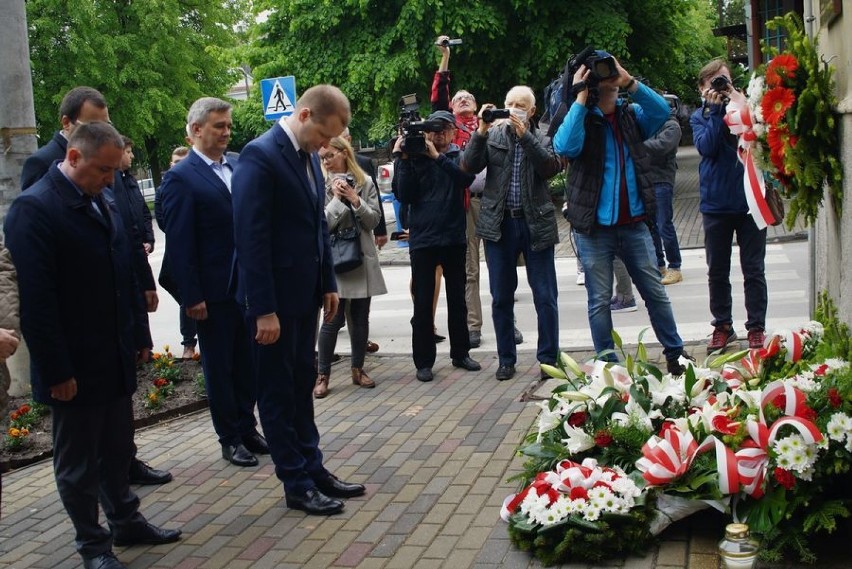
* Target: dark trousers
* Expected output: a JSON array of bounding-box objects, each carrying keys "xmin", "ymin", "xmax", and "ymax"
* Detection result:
[
  {"xmin": 317, "ymin": 297, "xmax": 371, "ymax": 373},
  {"xmin": 179, "ymin": 307, "xmax": 197, "ymax": 347},
  {"xmin": 52, "ymin": 396, "xmax": 146, "ymax": 558},
  {"xmin": 484, "ymin": 217, "xmax": 559, "ymax": 367},
  {"xmin": 195, "ymin": 299, "xmax": 257, "ymax": 446},
  {"xmin": 409, "ymin": 245, "xmax": 469, "ymax": 369},
  {"xmin": 249, "ymin": 311, "xmax": 326, "ymax": 496},
  {"xmin": 702, "ymin": 212, "xmax": 767, "ymax": 331}
]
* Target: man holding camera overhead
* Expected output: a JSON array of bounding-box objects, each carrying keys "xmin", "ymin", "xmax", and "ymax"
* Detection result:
[
  {"xmin": 553, "ymin": 50, "xmax": 691, "ymax": 376},
  {"xmin": 462, "ymin": 87, "xmax": 562, "ymax": 381},
  {"xmin": 393, "ymin": 110, "xmax": 481, "ymax": 383}
]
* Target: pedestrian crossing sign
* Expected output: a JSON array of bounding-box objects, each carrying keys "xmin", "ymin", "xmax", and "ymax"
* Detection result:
[{"xmin": 260, "ymin": 76, "xmax": 297, "ymax": 120}]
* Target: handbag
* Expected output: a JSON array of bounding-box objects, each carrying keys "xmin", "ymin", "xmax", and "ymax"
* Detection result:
[
  {"xmin": 765, "ymin": 186, "xmax": 785, "ymax": 227},
  {"xmin": 330, "ymin": 203, "xmax": 362, "ymax": 274}
]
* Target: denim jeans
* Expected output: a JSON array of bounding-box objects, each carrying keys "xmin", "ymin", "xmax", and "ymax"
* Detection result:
[
  {"xmin": 317, "ymin": 297, "xmax": 371, "ymax": 374},
  {"xmin": 652, "ymin": 182, "xmax": 682, "ymax": 269},
  {"xmin": 574, "ymin": 223, "xmax": 684, "ymax": 362},
  {"xmin": 702, "ymin": 212, "xmax": 767, "ymax": 331},
  {"xmin": 484, "ymin": 217, "xmax": 559, "ymax": 366}
]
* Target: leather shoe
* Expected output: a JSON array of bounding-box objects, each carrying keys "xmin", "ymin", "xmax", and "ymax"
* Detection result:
[
  {"xmin": 242, "ymin": 432, "xmax": 270, "ymax": 455},
  {"xmin": 286, "ymin": 488, "xmax": 344, "ymax": 515},
  {"xmin": 468, "ymin": 330, "xmax": 481, "ymax": 348},
  {"xmin": 452, "ymin": 356, "xmax": 481, "ymax": 371},
  {"xmin": 496, "ymin": 364, "xmax": 516, "ymax": 381},
  {"xmin": 221, "ymin": 443, "xmax": 258, "ymax": 467},
  {"xmin": 315, "ymin": 474, "xmax": 366, "ymax": 498},
  {"xmin": 416, "ymin": 368, "xmax": 433, "ymax": 382},
  {"xmin": 113, "ymin": 522, "xmax": 181, "ymax": 547},
  {"xmin": 128, "ymin": 459, "xmax": 172, "ymax": 485},
  {"xmin": 83, "ymin": 551, "xmax": 126, "ymax": 569}
]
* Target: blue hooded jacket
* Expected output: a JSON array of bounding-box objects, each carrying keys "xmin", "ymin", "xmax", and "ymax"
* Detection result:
[{"xmin": 689, "ymin": 103, "xmax": 748, "ymax": 214}]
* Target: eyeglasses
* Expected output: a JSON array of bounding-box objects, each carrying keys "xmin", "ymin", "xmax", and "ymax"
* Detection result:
[{"xmin": 321, "ymin": 152, "xmax": 341, "ymax": 162}]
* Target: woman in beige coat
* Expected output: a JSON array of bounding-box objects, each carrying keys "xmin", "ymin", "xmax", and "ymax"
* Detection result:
[
  {"xmin": 0, "ymin": 241, "xmax": 20, "ymax": 415},
  {"xmin": 314, "ymin": 137, "xmax": 387, "ymax": 398}
]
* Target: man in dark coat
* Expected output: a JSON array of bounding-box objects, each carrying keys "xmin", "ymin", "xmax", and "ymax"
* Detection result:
[
  {"xmin": 18, "ymin": 85, "xmax": 170, "ymax": 486},
  {"xmin": 5, "ymin": 122, "xmax": 181, "ymax": 569}
]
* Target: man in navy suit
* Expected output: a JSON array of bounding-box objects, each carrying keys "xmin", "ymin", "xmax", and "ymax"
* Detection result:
[
  {"xmin": 232, "ymin": 84, "xmax": 365, "ymax": 516},
  {"xmin": 19, "ymin": 85, "xmax": 170, "ymax": 486},
  {"xmin": 160, "ymin": 97, "xmax": 266, "ymax": 468},
  {"xmin": 5, "ymin": 122, "xmax": 180, "ymax": 569}
]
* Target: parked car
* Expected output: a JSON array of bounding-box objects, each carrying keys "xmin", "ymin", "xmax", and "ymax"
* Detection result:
[{"xmin": 663, "ymin": 93, "xmax": 694, "ymax": 146}]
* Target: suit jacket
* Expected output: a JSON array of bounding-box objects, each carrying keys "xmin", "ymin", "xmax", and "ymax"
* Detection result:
[
  {"xmin": 160, "ymin": 150, "xmax": 238, "ymax": 308},
  {"xmin": 20, "ymin": 131, "xmax": 66, "ymax": 191},
  {"xmin": 4, "ymin": 165, "xmax": 150, "ymax": 406},
  {"xmin": 232, "ymin": 123, "xmax": 336, "ymax": 319}
]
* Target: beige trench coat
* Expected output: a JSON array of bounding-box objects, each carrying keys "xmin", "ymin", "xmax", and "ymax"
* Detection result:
[
  {"xmin": 324, "ymin": 175, "xmax": 388, "ymax": 299},
  {"xmin": 0, "ymin": 241, "xmax": 20, "ymax": 414}
]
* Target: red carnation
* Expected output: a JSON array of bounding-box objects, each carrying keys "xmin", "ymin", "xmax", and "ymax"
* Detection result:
[
  {"xmin": 594, "ymin": 431, "xmax": 613, "ymax": 447},
  {"xmin": 798, "ymin": 405, "xmax": 817, "ymax": 422},
  {"xmin": 828, "ymin": 388, "xmax": 842, "ymax": 408},
  {"xmin": 765, "ymin": 54, "xmax": 798, "ymax": 88},
  {"xmin": 154, "ymin": 378, "xmax": 169, "ymax": 388},
  {"xmin": 567, "ymin": 411, "xmax": 588, "ymax": 427},
  {"xmin": 772, "ymin": 393, "xmax": 787, "ymax": 410},
  {"xmin": 761, "ymin": 87, "xmax": 796, "ymax": 126},
  {"xmin": 569, "ymin": 486, "xmax": 589, "ymax": 500},
  {"xmin": 774, "ymin": 467, "xmax": 796, "ymax": 490}
]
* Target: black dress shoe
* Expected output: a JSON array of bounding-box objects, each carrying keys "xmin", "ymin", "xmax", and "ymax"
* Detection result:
[
  {"xmin": 128, "ymin": 459, "xmax": 173, "ymax": 485},
  {"xmin": 496, "ymin": 364, "xmax": 516, "ymax": 381},
  {"xmin": 468, "ymin": 330, "xmax": 481, "ymax": 348},
  {"xmin": 242, "ymin": 432, "xmax": 270, "ymax": 455},
  {"xmin": 113, "ymin": 522, "xmax": 182, "ymax": 547},
  {"xmin": 315, "ymin": 474, "xmax": 366, "ymax": 498},
  {"xmin": 433, "ymin": 333, "xmax": 446, "ymax": 343},
  {"xmin": 83, "ymin": 551, "xmax": 126, "ymax": 569},
  {"xmin": 416, "ymin": 368, "xmax": 433, "ymax": 382},
  {"xmin": 286, "ymin": 488, "xmax": 344, "ymax": 515},
  {"xmin": 221, "ymin": 443, "xmax": 258, "ymax": 467},
  {"xmin": 452, "ymin": 356, "xmax": 482, "ymax": 371}
]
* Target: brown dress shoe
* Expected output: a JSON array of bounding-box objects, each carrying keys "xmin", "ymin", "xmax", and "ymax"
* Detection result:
[
  {"xmin": 351, "ymin": 367, "xmax": 375, "ymax": 388},
  {"xmin": 365, "ymin": 340, "xmax": 379, "ymax": 353},
  {"xmin": 313, "ymin": 373, "xmax": 330, "ymax": 398}
]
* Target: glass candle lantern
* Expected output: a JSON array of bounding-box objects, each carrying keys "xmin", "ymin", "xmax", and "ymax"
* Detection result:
[{"xmin": 718, "ymin": 523, "xmax": 760, "ymax": 569}]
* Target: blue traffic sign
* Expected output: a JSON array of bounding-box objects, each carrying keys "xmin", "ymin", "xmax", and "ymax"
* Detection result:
[{"xmin": 260, "ymin": 76, "xmax": 297, "ymax": 121}]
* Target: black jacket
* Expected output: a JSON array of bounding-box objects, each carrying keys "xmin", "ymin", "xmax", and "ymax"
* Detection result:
[
  {"xmin": 20, "ymin": 131, "xmax": 66, "ymax": 191},
  {"xmin": 394, "ymin": 145, "xmax": 474, "ymax": 251}
]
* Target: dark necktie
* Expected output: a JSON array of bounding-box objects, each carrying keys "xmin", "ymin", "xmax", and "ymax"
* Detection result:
[{"xmin": 298, "ymin": 149, "xmax": 309, "ymax": 167}]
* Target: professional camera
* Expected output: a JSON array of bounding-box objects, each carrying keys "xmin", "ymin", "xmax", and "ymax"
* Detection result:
[
  {"xmin": 397, "ymin": 94, "xmax": 446, "ymax": 155},
  {"xmin": 564, "ymin": 46, "xmax": 620, "ymax": 109},
  {"xmin": 482, "ymin": 108, "xmax": 511, "ymax": 123},
  {"xmin": 711, "ymin": 75, "xmax": 730, "ymax": 92},
  {"xmin": 435, "ymin": 38, "xmax": 463, "ymax": 47}
]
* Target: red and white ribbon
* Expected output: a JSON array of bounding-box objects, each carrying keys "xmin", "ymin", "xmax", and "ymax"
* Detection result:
[
  {"xmin": 636, "ymin": 427, "xmax": 698, "ymax": 486},
  {"xmin": 725, "ymin": 102, "xmax": 778, "ymax": 229}
]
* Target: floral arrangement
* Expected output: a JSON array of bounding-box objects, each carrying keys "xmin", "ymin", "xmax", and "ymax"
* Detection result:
[
  {"xmin": 739, "ymin": 13, "xmax": 842, "ymax": 227},
  {"xmin": 146, "ymin": 345, "xmax": 180, "ymax": 409},
  {"xmin": 504, "ymin": 298, "xmax": 852, "ymax": 565},
  {"xmin": 4, "ymin": 401, "xmax": 48, "ymax": 451}
]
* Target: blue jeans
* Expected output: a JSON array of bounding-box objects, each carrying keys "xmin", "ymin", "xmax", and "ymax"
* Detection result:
[
  {"xmin": 484, "ymin": 217, "xmax": 559, "ymax": 366},
  {"xmin": 652, "ymin": 182, "xmax": 682, "ymax": 269},
  {"xmin": 574, "ymin": 223, "xmax": 684, "ymax": 362},
  {"xmin": 702, "ymin": 212, "xmax": 767, "ymax": 331}
]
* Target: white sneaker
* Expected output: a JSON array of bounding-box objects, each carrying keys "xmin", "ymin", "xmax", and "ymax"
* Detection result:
[{"xmin": 576, "ymin": 272, "xmax": 585, "ymax": 286}]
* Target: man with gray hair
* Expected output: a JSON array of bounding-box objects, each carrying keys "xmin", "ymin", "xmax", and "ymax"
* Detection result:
[
  {"xmin": 462, "ymin": 86, "xmax": 562, "ymax": 381},
  {"xmin": 160, "ymin": 97, "xmax": 267, "ymax": 468},
  {"xmin": 6, "ymin": 122, "xmax": 181, "ymax": 569}
]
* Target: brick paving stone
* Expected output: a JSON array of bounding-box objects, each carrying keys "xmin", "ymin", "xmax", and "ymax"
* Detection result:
[
  {"xmin": 385, "ymin": 545, "xmax": 426, "ymax": 568},
  {"xmin": 656, "ymin": 540, "xmax": 688, "ymax": 566},
  {"xmin": 371, "ymin": 533, "xmax": 407, "ymax": 558},
  {"xmin": 337, "ymin": 542, "xmax": 376, "ymax": 567}
]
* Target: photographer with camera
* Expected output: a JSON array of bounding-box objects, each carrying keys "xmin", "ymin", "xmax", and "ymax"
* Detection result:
[
  {"xmin": 553, "ymin": 50, "xmax": 691, "ymax": 376},
  {"xmin": 462, "ymin": 86, "xmax": 562, "ymax": 381},
  {"xmin": 393, "ymin": 110, "xmax": 481, "ymax": 382},
  {"xmin": 314, "ymin": 137, "xmax": 387, "ymax": 399},
  {"xmin": 690, "ymin": 59, "xmax": 767, "ymax": 353}
]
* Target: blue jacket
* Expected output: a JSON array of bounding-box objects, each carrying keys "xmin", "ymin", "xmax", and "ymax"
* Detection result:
[
  {"xmin": 553, "ymin": 83, "xmax": 670, "ymax": 227},
  {"xmin": 689, "ymin": 103, "xmax": 747, "ymax": 214}
]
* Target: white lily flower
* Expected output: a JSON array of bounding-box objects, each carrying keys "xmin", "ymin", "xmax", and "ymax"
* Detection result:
[
  {"xmin": 562, "ymin": 425, "xmax": 595, "ymax": 454},
  {"xmin": 646, "ymin": 373, "xmax": 686, "ymax": 407}
]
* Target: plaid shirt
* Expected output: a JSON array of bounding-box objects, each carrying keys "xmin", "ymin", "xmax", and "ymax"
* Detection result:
[{"xmin": 505, "ymin": 140, "xmax": 524, "ymax": 210}]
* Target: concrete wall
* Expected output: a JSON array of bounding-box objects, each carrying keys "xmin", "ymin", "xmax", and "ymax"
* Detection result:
[{"xmin": 814, "ymin": 4, "xmax": 851, "ymax": 325}]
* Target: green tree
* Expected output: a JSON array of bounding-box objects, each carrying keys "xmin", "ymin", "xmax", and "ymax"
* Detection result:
[
  {"xmin": 240, "ymin": 0, "xmax": 724, "ymax": 145},
  {"xmin": 27, "ymin": 0, "xmax": 246, "ymax": 183}
]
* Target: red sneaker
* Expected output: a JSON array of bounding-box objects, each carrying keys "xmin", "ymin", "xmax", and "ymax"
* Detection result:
[
  {"xmin": 707, "ymin": 326, "xmax": 738, "ymax": 354},
  {"xmin": 748, "ymin": 329, "xmax": 765, "ymax": 349}
]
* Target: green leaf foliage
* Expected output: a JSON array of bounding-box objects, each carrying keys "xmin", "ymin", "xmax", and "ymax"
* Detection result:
[
  {"xmin": 27, "ymin": 0, "xmax": 246, "ymax": 182},
  {"xmin": 244, "ymin": 0, "xmax": 723, "ymax": 143}
]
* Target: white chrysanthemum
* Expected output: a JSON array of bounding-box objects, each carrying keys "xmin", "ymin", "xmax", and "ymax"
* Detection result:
[
  {"xmin": 747, "ymin": 74, "xmax": 765, "ymax": 104},
  {"xmin": 568, "ymin": 498, "xmax": 586, "ymax": 514},
  {"xmin": 796, "ymin": 465, "xmax": 815, "ymax": 481},
  {"xmin": 776, "ymin": 454, "xmax": 793, "ymax": 469},
  {"xmin": 582, "ymin": 505, "xmax": 602, "ymax": 521},
  {"xmin": 789, "ymin": 373, "xmax": 817, "ymax": 392},
  {"xmin": 845, "ymin": 437, "xmax": 852, "ymax": 452},
  {"xmin": 823, "ymin": 358, "xmax": 848, "ymax": 370},
  {"xmin": 826, "ymin": 413, "xmax": 852, "ymax": 442},
  {"xmin": 587, "ymin": 486, "xmax": 611, "ymax": 503},
  {"xmin": 611, "ymin": 477, "xmax": 641, "ymax": 500}
]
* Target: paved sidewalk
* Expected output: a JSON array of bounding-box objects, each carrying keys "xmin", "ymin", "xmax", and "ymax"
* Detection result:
[{"xmin": 3, "ymin": 345, "xmax": 848, "ymax": 569}]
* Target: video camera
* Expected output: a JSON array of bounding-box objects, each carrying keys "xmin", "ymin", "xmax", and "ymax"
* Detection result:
[
  {"xmin": 397, "ymin": 94, "xmax": 446, "ymax": 155},
  {"xmin": 564, "ymin": 46, "xmax": 619, "ymax": 108}
]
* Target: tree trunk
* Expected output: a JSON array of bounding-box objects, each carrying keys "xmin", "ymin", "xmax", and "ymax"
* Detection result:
[{"xmin": 0, "ymin": 0, "xmax": 37, "ymax": 397}]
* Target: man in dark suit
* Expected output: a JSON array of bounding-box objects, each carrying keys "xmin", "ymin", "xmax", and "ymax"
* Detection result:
[
  {"xmin": 18, "ymin": 85, "xmax": 170, "ymax": 486},
  {"xmin": 160, "ymin": 97, "xmax": 266, "ymax": 468},
  {"xmin": 5, "ymin": 122, "xmax": 181, "ymax": 569},
  {"xmin": 232, "ymin": 84, "xmax": 365, "ymax": 516}
]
